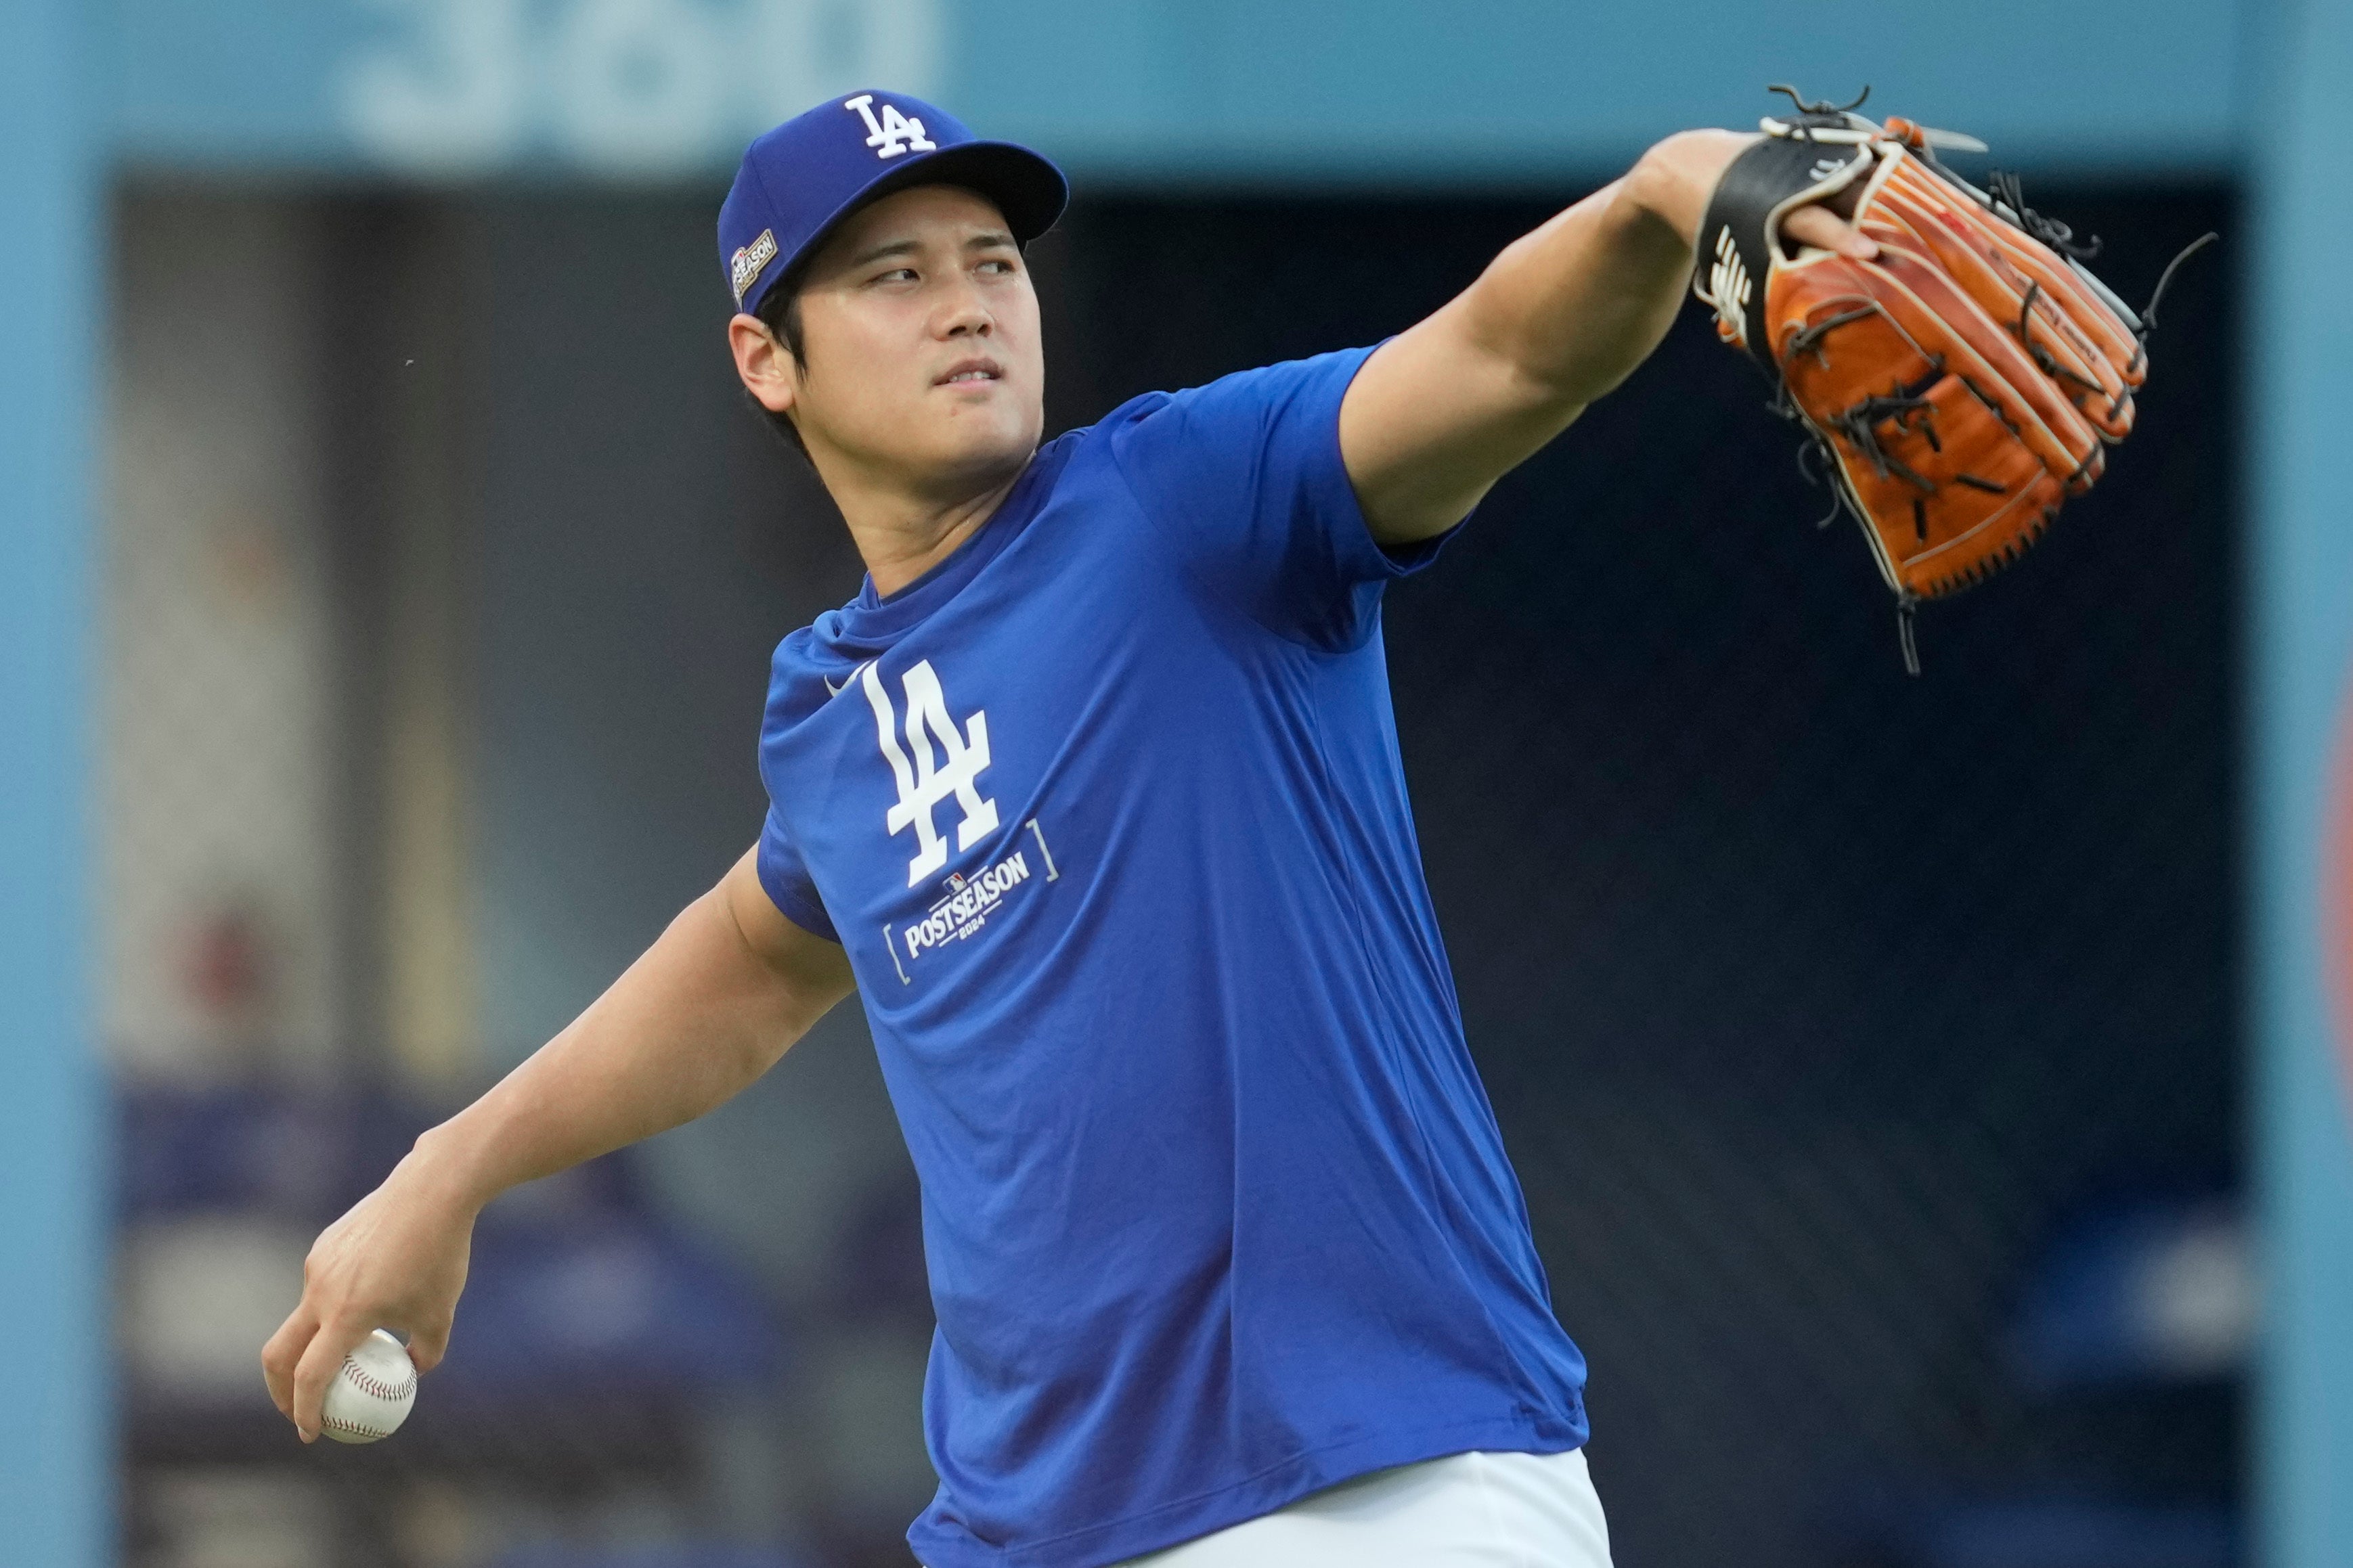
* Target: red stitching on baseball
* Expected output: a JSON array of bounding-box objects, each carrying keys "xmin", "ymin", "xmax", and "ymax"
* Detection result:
[{"xmin": 339, "ymin": 1353, "xmax": 416, "ymax": 1404}]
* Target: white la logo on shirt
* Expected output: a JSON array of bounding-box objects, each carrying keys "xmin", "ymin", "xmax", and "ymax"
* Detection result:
[
  {"xmin": 861, "ymin": 659, "xmax": 998, "ymax": 884},
  {"xmin": 843, "ymin": 94, "xmax": 936, "ymax": 160}
]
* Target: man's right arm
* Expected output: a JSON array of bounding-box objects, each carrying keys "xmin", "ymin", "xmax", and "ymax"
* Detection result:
[{"xmin": 261, "ymin": 846, "xmax": 854, "ymax": 1441}]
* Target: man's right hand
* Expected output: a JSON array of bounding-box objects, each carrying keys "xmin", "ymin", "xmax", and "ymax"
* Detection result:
[
  {"xmin": 261, "ymin": 1146, "xmax": 477, "ymax": 1442},
  {"xmin": 257, "ymin": 846, "xmax": 857, "ymax": 1443}
]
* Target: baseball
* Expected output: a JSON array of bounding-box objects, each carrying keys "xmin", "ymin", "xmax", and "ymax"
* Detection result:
[{"xmin": 319, "ymin": 1328, "xmax": 416, "ymax": 1445}]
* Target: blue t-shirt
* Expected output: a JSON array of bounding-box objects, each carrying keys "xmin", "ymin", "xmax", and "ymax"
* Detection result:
[{"xmin": 755, "ymin": 346, "xmax": 1587, "ymax": 1568}]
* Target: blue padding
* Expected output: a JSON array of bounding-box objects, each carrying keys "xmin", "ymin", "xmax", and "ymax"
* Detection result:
[
  {"xmin": 118, "ymin": 1087, "xmax": 368, "ymax": 1219},
  {"xmin": 493, "ymin": 1547, "xmax": 819, "ymax": 1568},
  {"xmin": 431, "ymin": 1216, "xmax": 786, "ymax": 1395},
  {"xmin": 2010, "ymin": 1196, "xmax": 2249, "ymax": 1389},
  {"xmin": 1916, "ymin": 1500, "xmax": 2237, "ymax": 1568}
]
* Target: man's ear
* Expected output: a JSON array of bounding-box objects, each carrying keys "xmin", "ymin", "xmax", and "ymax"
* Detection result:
[{"xmin": 728, "ymin": 312, "xmax": 799, "ymax": 416}]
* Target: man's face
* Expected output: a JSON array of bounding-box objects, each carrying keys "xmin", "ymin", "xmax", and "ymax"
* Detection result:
[{"xmin": 749, "ymin": 184, "xmax": 1044, "ymax": 491}]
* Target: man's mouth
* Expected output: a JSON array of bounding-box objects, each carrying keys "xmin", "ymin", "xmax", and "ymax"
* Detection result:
[{"xmin": 936, "ymin": 358, "xmax": 1004, "ymax": 386}]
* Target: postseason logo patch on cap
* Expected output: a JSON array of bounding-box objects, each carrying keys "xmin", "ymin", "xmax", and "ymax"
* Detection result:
[{"xmin": 730, "ymin": 229, "xmax": 779, "ymax": 305}]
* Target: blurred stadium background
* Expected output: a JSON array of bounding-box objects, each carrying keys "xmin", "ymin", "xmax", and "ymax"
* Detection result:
[{"xmin": 3, "ymin": 3, "xmax": 2350, "ymax": 1567}]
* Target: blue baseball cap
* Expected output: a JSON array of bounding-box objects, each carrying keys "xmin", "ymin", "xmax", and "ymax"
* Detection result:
[{"xmin": 718, "ymin": 89, "xmax": 1068, "ymax": 319}]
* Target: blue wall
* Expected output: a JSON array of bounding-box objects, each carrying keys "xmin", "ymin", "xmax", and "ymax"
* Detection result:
[
  {"xmin": 0, "ymin": 1, "xmax": 109, "ymax": 1564},
  {"xmin": 20, "ymin": 1, "xmax": 2353, "ymax": 1563},
  {"xmin": 2253, "ymin": 0, "xmax": 2353, "ymax": 1559},
  {"xmin": 112, "ymin": 0, "xmax": 2243, "ymax": 180}
]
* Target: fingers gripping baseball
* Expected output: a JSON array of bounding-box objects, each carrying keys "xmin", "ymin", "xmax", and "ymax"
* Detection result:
[
  {"xmin": 260, "ymin": 1159, "xmax": 476, "ymax": 1441},
  {"xmin": 259, "ymin": 1301, "xmax": 315, "ymax": 1423},
  {"xmin": 288, "ymin": 1316, "xmax": 369, "ymax": 1444}
]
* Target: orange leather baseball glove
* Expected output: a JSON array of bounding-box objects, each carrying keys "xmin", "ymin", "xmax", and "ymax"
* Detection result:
[{"xmin": 1694, "ymin": 88, "xmax": 2212, "ymax": 672}]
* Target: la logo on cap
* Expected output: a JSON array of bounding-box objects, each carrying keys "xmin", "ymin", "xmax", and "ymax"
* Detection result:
[{"xmin": 845, "ymin": 94, "xmax": 936, "ymax": 159}]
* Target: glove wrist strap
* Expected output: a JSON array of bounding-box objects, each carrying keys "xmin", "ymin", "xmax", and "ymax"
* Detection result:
[{"xmin": 1693, "ymin": 135, "xmax": 1873, "ymax": 372}]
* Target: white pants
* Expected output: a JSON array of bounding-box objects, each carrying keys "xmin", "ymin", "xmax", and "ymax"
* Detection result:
[{"xmin": 1114, "ymin": 1448, "xmax": 1613, "ymax": 1567}]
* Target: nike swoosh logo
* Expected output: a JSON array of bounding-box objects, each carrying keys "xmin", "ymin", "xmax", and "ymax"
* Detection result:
[{"xmin": 824, "ymin": 660, "xmax": 874, "ymax": 698}]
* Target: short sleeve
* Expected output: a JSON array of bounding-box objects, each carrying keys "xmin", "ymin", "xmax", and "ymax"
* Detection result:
[
  {"xmin": 756, "ymin": 802, "xmax": 839, "ymax": 942},
  {"xmin": 1107, "ymin": 345, "xmax": 1457, "ymax": 650}
]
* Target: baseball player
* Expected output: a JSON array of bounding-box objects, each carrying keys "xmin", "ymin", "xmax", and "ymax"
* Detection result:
[{"xmin": 265, "ymin": 89, "xmax": 1872, "ymax": 1567}]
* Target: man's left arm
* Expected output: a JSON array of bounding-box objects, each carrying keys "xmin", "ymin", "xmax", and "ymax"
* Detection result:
[{"xmin": 1339, "ymin": 130, "xmax": 1876, "ymax": 545}]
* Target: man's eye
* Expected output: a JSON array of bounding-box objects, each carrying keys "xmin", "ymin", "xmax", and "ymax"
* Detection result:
[
  {"xmin": 875, "ymin": 268, "xmax": 918, "ymax": 284},
  {"xmin": 979, "ymin": 259, "xmax": 1016, "ymax": 275}
]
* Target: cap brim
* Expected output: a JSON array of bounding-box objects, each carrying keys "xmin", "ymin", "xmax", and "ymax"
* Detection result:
[{"xmin": 749, "ymin": 141, "xmax": 1069, "ymax": 316}]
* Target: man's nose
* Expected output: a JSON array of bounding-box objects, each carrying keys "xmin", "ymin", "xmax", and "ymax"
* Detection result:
[{"xmin": 937, "ymin": 279, "xmax": 994, "ymax": 338}]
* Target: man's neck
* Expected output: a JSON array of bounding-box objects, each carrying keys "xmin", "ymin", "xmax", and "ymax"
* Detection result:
[{"xmin": 820, "ymin": 451, "xmax": 1034, "ymax": 600}]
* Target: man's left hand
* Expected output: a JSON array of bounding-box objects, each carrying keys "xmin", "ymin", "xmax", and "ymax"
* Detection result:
[{"xmin": 1630, "ymin": 129, "xmax": 1879, "ymax": 262}]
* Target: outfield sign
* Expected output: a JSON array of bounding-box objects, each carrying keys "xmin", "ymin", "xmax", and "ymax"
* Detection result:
[
  {"xmin": 344, "ymin": 0, "xmax": 940, "ymax": 176},
  {"xmin": 111, "ymin": 0, "xmax": 2240, "ymax": 179}
]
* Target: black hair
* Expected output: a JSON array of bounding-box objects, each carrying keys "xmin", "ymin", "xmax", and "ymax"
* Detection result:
[{"xmin": 748, "ymin": 279, "xmax": 812, "ymax": 463}]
